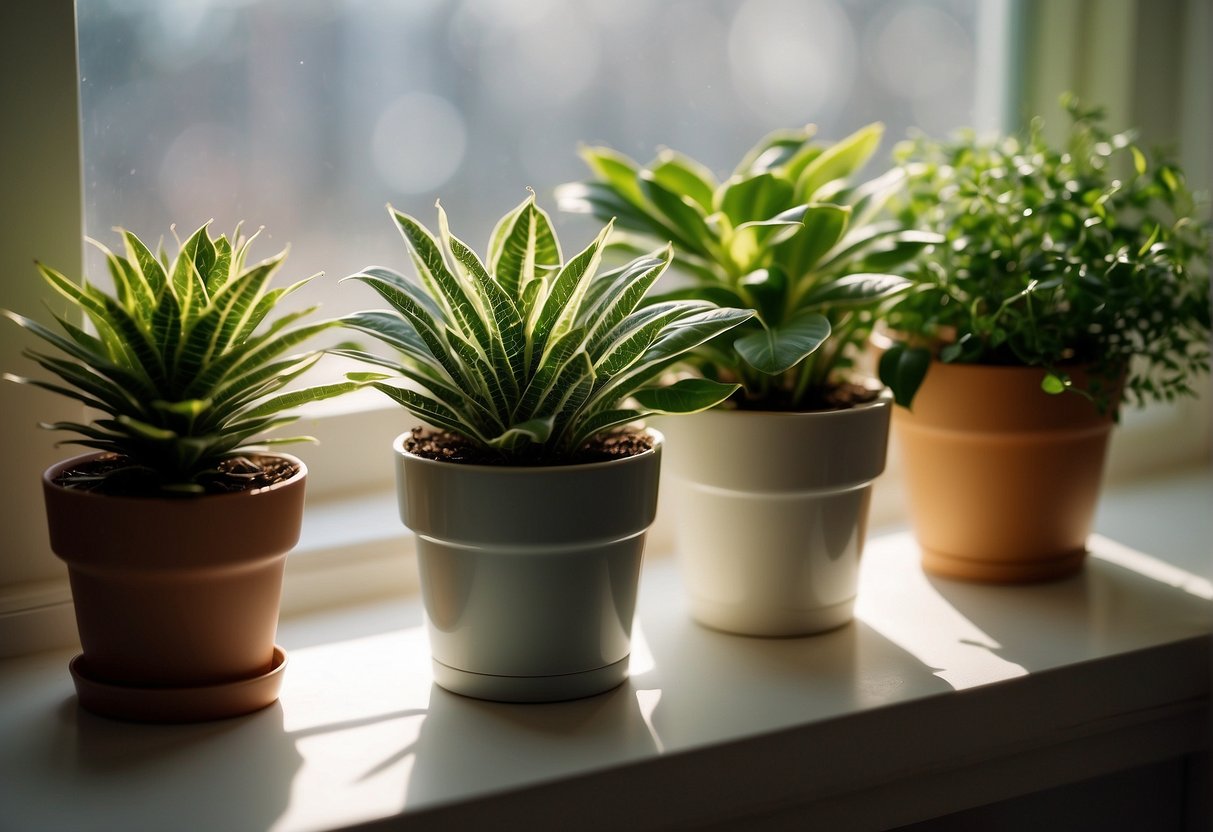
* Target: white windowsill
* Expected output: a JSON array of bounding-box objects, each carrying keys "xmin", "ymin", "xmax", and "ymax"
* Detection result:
[{"xmin": 0, "ymin": 465, "xmax": 1209, "ymax": 831}]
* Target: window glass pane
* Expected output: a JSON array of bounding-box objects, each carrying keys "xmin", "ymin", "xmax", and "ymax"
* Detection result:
[{"xmin": 78, "ymin": 0, "xmax": 988, "ymax": 316}]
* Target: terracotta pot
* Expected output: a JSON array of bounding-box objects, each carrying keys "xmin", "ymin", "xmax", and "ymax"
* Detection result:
[
  {"xmin": 395, "ymin": 429, "xmax": 661, "ymax": 703},
  {"xmin": 893, "ymin": 362, "xmax": 1116, "ymax": 583},
  {"xmin": 43, "ymin": 452, "xmax": 305, "ymax": 720},
  {"xmin": 658, "ymin": 391, "xmax": 892, "ymax": 636}
]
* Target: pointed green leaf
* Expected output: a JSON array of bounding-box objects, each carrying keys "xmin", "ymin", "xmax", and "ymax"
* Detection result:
[
  {"xmin": 648, "ymin": 150, "xmax": 718, "ymax": 211},
  {"xmin": 878, "ymin": 343, "xmax": 931, "ymax": 409},
  {"xmin": 491, "ymin": 194, "xmax": 562, "ymax": 300},
  {"xmin": 632, "ymin": 377, "xmax": 739, "ymax": 414},
  {"xmin": 795, "ymin": 123, "xmax": 884, "ymax": 202},
  {"xmin": 639, "ymin": 172, "xmax": 716, "ymax": 258},
  {"xmin": 734, "ymin": 126, "xmax": 815, "ymax": 176},
  {"xmin": 242, "ymin": 381, "xmax": 368, "ymax": 419},
  {"xmin": 774, "ymin": 203, "xmax": 851, "ymax": 276},
  {"xmin": 370, "ymin": 383, "xmax": 490, "ymax": 444},
  {"xmin": 795, "ymin": 273, "xmax": 912, "ymax": 311},
  {"xmin": 577, "ymin": 146, "xmax": 648, "ymax": 207},
  {"xmin": 121, "ymin": 229, "xmax": 169, "ymax": 295},
  {"xmin": 486, "ymin": 415, "xmax": 555, "ymax": 451},
  {"xmin": 393, "ymin": 205, "xmax": 491, "ymax": 353},
  {"xmin": 716, "ymin": 172, "xmax": 794, "ymax": 226},
  {"xmin": 734, "ymin": 312, "xmax": 831, "ymax": 375},
  {"xmin": 529, "ymin": 222, "xmax": 610, "ymax": 371}
]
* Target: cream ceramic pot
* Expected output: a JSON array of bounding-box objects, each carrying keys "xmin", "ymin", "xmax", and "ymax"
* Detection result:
[
  {"xmin": 394, "ymin": 429, "xmax": 662, "ymax": 703},
  {"xmin": 659, "ymin": 394, "xmax": 891, "ymax": 636}
]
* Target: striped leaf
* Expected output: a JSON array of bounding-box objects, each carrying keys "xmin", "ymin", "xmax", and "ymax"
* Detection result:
[{"xmin": 344, "ymin": 199, "xmax": 754, "ymax": 461}]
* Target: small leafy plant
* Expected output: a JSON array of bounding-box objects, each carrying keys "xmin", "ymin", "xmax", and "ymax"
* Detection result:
[
  {"xmin": 3, "ymin": 223, "xmax": 357, "ymax": 494},
  {"xmin": 558, "ymin": 124, "xmax": 938, "ymax": 410},
  {"xmin": 879, "ymin": 95, "xmax": 1212, "ymax": 411},
  {"xmin": 338, "ymin": 194, "xmax": 753, "ymax": 463}
]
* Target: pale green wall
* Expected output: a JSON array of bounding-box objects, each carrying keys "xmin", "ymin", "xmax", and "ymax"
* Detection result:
[{"xmin": 0, "ymin": 1, "xmax": 83, "ymax": 587}]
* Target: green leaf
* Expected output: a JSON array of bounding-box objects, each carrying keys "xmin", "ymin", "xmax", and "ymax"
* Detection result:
[
  {"xmin": 639, "ymin": 172, "xmax": 716, "ymax": 258},
  {"xmin": 4, "ymin": 372, "xmax": 113, "ymax": 413},
  {"xmin": 392, "ymin": 205, "xmax": 491, "ymax": 353},
  {"xmin": 1041, "ymin": 373, "xmax": 1068, "ymax": 395},
  {"xmin": 529, "ymin": 223, "xmax": 610, "ymax": 372},
  {"xmin": 577, "ymin": 146, "xmax": 648, "ymax": 208},
  {"xmin": 716, "ymin": 172, "xmax": 794, "ymax": 226},
  {"xmin": 491, "ymin": 193, "xmax": 562, "ymax": 300},
  {"xmin": 582, "ymin": 250, "xmax": 674, "ymax": 357},
  {"xmin": 877, "ymin": 343, "xmax": 931, "ymax": 409},
  {"xmin": 566, "ymin": 408, "xmax": 645, "ymax": 449},
  {"xmin": 592, "ymin": 301, "xmax": 706, "ymax": 378},
  {"xmin": 343, "ymin": 269, "xmax": 474, "ymax": 391},
  {"xmin": 370, "ymin": 382, "xmax": 490, "ymax": 444},
  {"xmin": 648, "ymin": 150, "xmax": 718, "ymax": 211},
  {"xmin": 819, "ymin": 225, "xmax": 940, "ymax": 273},
  {"xmin": 517, "ymin": 326, "xmax": 587, "ymax": 418},
  {"xmin": 242, "ymin": 381, "xmax": 367, "ymax": 419},
  {"xmin": 556, "ymin": 181, "xmax": 695, "ymax": 252},
  {"xmin": 739, "ymin": 267, "xmax": 788, "ymax": 323},
  {"xmin": 632, "ymin": 377, "xmax": 739, "ymax": 413},
  {"xmin": 169, "ymin": 223, "xmax": 216, "ymax": 323},
  {"xmin": 340, "ymin": 311, "xmax": 436, "ymax": 369},
  {"xmin": 795, "ymin": 273, "xmax": 912, "ymax": 311},
  {"xmin": 486, "ymin": 415, "xmax": 555, "ymax": 451},
  {"xmin": 734, "ymin": 126, "xmax": 815, "ymax": 176},
  {"xmin": 92, "ymin": 238, "xmax": 155, "ymax": 323},
  {"xmin": 795, "ymin": 123, "xmax": 884, "ymax": 202},
  {"xmin": 773, "ymin": 203, "xmax": 850, "ymax": 276},
  {"xmin": 590, "ymin": 307, "xmax": 756, "ymax": 407},
  {"xmin": 734, "ymin": 312, "xmax": 830, "ymax": 375},
  {"xmin": 121, "ymin": 229, "xmax": 169, "ymax": 295},
  {"xmin": 443, "ymin": 220, "xmax": 525, "ymax": 388}
]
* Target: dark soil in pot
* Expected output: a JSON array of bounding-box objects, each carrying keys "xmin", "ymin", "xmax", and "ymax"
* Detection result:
[{"xmin": 403, "ymin": 427, "xmax": 654, "ymax": 466}]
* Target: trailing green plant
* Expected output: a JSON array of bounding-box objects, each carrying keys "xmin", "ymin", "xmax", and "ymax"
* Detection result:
[
  {"xmin": 878, "ymin": 94, "xmax": 1212, "ymax": 412},
  {"xmin": 3, "ymin": 223, "xmax": 358, "ymax": 494},
  {"xmin": 338, "ymin": 194, "xmax": 754, "ymax": 463},
  {"xmin": 557, "ymin": 123, "xmax": 938, "ymax": 410}
]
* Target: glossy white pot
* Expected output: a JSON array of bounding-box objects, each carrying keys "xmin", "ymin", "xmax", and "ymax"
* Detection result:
[
  {"xmin": 659, "ymin": 393, "xmax": 891, "ymax": 636},
  {"xmin": 394, "ymin": 429, "xmax": 662, "ymax": 702}
]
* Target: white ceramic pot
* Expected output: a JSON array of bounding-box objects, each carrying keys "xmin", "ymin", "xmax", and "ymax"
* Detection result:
[
  {"xmin": 659, "ymin": 393, "xmax": 891, "ymax": 636},
  {"xmin": 394, "ymin": 429, "xmax": 662, "ymax": 703}
]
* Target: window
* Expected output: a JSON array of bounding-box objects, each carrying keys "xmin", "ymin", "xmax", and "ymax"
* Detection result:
[
  {"xmin": 74, "ymin": 0, "xmax": 1002, "ymax": 503},
  {"xmin": 2, "ymin": 0, "xmax": 1208, "ymax": 645}
]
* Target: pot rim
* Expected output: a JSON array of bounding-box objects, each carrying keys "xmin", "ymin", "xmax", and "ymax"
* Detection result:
[
  {"xmin": 42, "ymin": 450, "xmax": 308, "ymax": 505},
  {"xmin": 694, "ymin": 387, "xmax": 893, "ymax": 421},
  {"xmin": 393, "ymin": 426, "xmax": 663, "ymax": 474}
]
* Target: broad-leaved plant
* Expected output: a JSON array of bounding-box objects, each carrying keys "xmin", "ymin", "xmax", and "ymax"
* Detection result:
[{"xmin": 558, "ymin": 124, "xmax": 938, "ymax": 409}]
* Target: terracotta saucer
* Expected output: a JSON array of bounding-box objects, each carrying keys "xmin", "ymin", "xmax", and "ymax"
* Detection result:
[{"xmin": 69, "ymin": 646, "xmax": 288, "ymax": 723}]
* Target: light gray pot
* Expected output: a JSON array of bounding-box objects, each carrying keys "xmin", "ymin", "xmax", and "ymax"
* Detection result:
[
  {"xmin": 659, "ymin": 392, "xmax": 891, "ymax": 636},
  {"xmin": 394, "ymin": 429, "xmax": 662, "ymax": 702}
]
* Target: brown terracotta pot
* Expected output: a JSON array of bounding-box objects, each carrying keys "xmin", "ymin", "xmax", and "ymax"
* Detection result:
[
  {"xmin": 893, "ymin": 362, "xmax": 1116, "ymax": 583},
  {"xmin": 42, "ymin": 452, "xmax": 305, "ymax": 716}
]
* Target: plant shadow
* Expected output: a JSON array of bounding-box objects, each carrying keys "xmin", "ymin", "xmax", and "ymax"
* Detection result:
[
  {"xmin": 922, "ymin": 548, "xmax": 1213, "ymax": 673},
  {"xmin": 400, "ymin": 680, "xmax": 659, "ymax": 810}
]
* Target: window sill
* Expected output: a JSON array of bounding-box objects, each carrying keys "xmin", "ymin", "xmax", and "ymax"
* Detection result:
[{"xmin": 0, "ymin": 469, "xmax": 1209, "ymax": 830}]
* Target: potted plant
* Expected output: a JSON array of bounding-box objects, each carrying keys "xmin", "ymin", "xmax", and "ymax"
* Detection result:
[
  {"xmin": 878, "ymin": 96, "xmax": 1211, "ymax": 583},
  {"xmin": 3, "ymin": 222, "xmax": 357, "ymax": 721},
  {"xmin": 338, "ymin": 193, "xmax": 752, "ymax": 702},
  {"xmin": 558, "ymin": 125, "xmax": 938, "ymax": 636}
]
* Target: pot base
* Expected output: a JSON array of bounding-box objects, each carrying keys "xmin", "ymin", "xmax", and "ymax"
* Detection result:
[
  {"xmin": 921, "ymin": 547, "xmax": 1087, "ymax": 584},
  {"xmin": 431, "ymin": 656, "xmax": 629, "ymax": 703},
  {"xmin": 689, "ymin": 597, "xmax": 855, "ymax": 638},
  {"xmin": 69, "ymin": 646, "xmax": 287, "ymax": 723}
]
